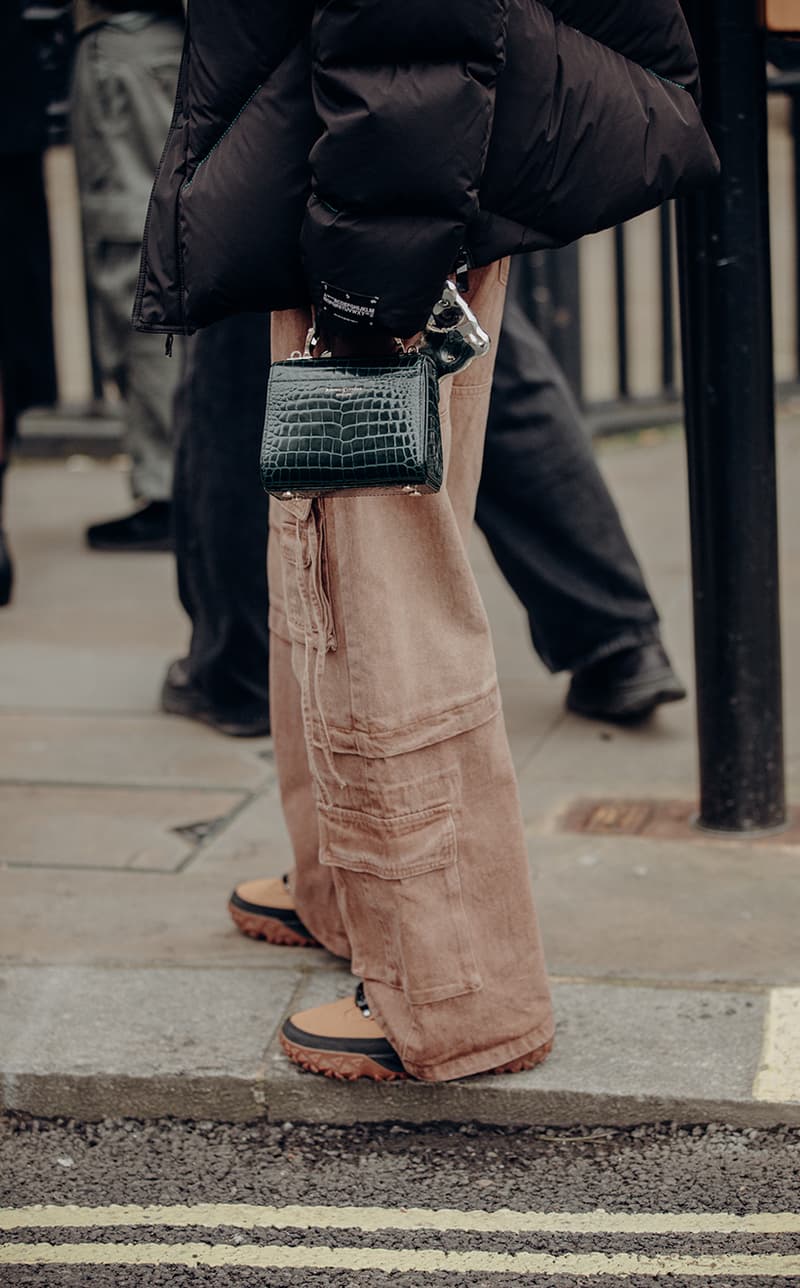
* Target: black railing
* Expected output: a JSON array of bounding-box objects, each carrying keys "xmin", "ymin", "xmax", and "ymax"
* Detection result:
[{"xmin": 531, "ymin": 66, "xmax": 800, "ymax": 435}]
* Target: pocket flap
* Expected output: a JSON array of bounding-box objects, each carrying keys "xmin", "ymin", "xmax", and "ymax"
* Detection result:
[{"xmin": 320, "ymin": 802, "xmax": 455, "ymax": 880}]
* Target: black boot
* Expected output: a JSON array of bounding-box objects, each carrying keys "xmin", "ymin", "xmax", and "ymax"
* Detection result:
[
  {"xmin": 161, "ymin": 657, "xmax": 271, "ymax": 737},
  {"xmin": 85, "ymin": 500, "xmax": 173, "ymax": 552},
  {"xmin": 0, "ymin": 464, "xmax": 13, "ymax": 607},
  {"xmin": 566, "ymin": 641, "xmax": 687, "ymax": 722}
]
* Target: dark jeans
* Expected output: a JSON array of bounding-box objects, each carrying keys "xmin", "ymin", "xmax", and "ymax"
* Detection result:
[
  {"xmin": 173, "ymin": 266, "xmax": 660, "ymax": 712},
  {"xmin": 476, "ymin": 256, "xmax": 660, "ymax": 673},
  {"xmin": 172, "ymin": 313, "xmax": 271, "ymax": 715}
]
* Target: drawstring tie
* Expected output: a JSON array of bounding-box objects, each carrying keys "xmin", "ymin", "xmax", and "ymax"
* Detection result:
[{"xmin": 294, "ymin": 503, "xmax": 344, "ymax": 790}]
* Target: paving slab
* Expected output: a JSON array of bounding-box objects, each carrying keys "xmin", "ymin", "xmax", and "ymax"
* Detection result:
[
  {"xmin": 529, "ymin": 833, "xmax": 800, "ymax": 987},
  {"xmin": 3, "ymin": 966, "xmax": 792, "ymax": 1127},
  {"xmin": 3, "ymin": 832, "xmax": 799, "ymax": 989},
  {"xmin": 0, "ymin": 868, "xmax": 344, "ymax": 972},
  {"xmin": 499, "ymin": 679, "xmax": 565, "ymax": 774},
  {"xmin": 184, "ymin": 781, "xmax": 294, "ymax": 878},
  {"xmin": 264, "ymin": 980, "xmax": 786, "ymax": 1129},
  {"xmin": 4, "ymin": 461, "xmax": 186, "ymax": 658},
  {"xmin": 518, "ymin": 706, "xmax": 699, "ymax": 831},
  {"xmin": 0, "ymin": 784, "xmax": 246, "ymax": 871},
  {"xmin": 0, "ymin": 965, "xmax": 303, "ymax": 1121},
  {"xmin": 0, "ymin": 714, "xmax": 272, "ymax": 791},
  {"xmin": 270, "ymin": 970, "xmax": 769, "ymax": 1118},
  {"xmin": 0, "ymin": 643, "xmax": 173, "ymax": 714}
]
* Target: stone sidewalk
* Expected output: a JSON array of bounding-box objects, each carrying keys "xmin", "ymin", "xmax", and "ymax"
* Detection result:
[{"xmin": 1, "ymin": 429, "xmax": 800, "ymax": 1126}]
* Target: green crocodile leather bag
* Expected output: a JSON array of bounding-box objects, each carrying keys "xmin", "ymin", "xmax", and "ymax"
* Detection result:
[{"xmin": 259, "ymin": 351, "xmax": 443, "ymax": 500}]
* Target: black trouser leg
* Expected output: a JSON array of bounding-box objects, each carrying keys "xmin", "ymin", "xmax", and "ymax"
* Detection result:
[
  {"xmin": 172, "ymin": 313, "xmax": 271, "ymax": 713},
  {"xmin": 476, "ymin": 257, "xmax": 661, "ymax": 675}
]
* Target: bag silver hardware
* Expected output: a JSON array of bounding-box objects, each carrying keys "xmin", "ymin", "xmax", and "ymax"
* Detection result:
[{"xmin": 419, "ymin": 279, "xmax": 491, "ymax": 378}]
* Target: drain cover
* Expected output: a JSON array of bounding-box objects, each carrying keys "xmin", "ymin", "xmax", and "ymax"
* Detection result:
[
  {"xmin": 560, "ymin": 798, "xmax": 690, "ymax": 838},
  {"xmin": 559, "ymin": 798, "xmax": 800, "ymax": 845},
  {"xmin": 576, "ymin": 800, "xmax": 654, "ymax": 835}
]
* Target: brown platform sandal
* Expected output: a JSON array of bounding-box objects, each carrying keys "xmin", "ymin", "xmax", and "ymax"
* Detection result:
[
  {"xmin": 228, "ymin": 875, "xmax": 320, "ymax": 947},
  {"xmin": 280, "ymin": 984, "xmax": 553, "ymax": 1082}
]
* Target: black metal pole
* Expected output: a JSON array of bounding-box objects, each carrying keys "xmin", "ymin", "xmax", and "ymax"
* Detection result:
[{"xmin": 677, "ymin": 0, "xmax": 786, "ymax": 833}]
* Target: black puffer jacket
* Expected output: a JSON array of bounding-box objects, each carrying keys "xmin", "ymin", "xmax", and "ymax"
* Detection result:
[{"xmin": 134, "ymin": 0, "xmax": 718, "ymax": 339}]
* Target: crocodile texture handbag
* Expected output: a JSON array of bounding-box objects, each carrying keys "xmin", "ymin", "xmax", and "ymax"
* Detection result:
[{"xmin": 260, "ymin": 351, "xmax": 443, "ymax": 500}]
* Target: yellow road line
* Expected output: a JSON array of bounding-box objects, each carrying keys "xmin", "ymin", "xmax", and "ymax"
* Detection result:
[
  {"xmin": 754, "ymin": 988, "xmax": 800, "ymax": 1103},
  {"xmin": 1, "ymin": 1204, "xmax": 800, "ymax": 1234},
  {"xmin": 1, "ymin": 1243, "xmax": 800, "ymax": 1275}
]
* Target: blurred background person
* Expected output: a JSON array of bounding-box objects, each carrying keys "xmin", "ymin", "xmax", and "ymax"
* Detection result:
[
  {"xmin": 162, "ymin": 315, "xmax": 272, "ymax": 738},
  {"xmin": 477, "ymin": 256, "xmax": 685, "ymax": 722},
  {"xmin": 70, "ymin": 0, "xmax": 183, "ymax": 551},
  {"xmin": 0, "ymin": 2, "xmax": 60, "ymax": 606}
]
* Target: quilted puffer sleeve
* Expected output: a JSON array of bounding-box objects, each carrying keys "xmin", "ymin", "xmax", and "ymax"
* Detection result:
[{"xmin": 302, "ymin": 0, "xmax": 509, "ymax": 338}]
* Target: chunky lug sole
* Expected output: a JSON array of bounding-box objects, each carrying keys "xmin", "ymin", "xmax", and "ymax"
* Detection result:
[
  {"xmin": 228, "ymin": 890, "xmax": 319, "ymax": 947},
  {"xmin": 229, "ymin": 903, "xmax": 319, "ymax": 947},
  {"xmin": 280, "ymin": 1032, "xmax": 409, "ymax": 1081},
  {"xmin": 279, "ymin": 1033, "xmax": 554, "ymax": 1082}
]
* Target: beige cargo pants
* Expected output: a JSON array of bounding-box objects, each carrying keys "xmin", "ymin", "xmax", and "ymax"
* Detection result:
[{"xmin": 268, "ymin": 261, "xmax": 554, "ymax": 1081}]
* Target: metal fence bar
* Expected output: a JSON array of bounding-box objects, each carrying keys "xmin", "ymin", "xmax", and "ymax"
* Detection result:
[
  {"xmin": 659, "ymin": 203, "xmax": 677, "ymax": 396},
  {"xmin": 613, "ymin": 224, "xmax": 630, "ymax": 400}
]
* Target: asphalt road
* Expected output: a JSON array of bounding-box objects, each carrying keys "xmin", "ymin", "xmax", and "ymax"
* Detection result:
[{"xmin": 1, "ymin": 1116, "xmax": 799, "ymax": 1286}]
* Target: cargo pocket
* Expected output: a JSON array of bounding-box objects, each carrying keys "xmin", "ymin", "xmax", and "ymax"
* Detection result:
[
  {"xmin": 319, "ymin": 802, "xmax": 483, "ymax": 1006},
  {"xmin": 278, "ymin": 528, "xmax": 308, "ymax": 644}
]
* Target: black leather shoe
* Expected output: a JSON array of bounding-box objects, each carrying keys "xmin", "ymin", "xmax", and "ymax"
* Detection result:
[
  {"xmin": 566, "ymin": 642, "xmax": 687, "ymax": 722},
  {"xmin": 0, "ymin": 529, "xmax": 13, "ymax": 607},
  {"xmin": 86, "ymin": 501, "xmax": 173, "ymax": 552},
  {"xmin": 161, "ymin": 658, "xmax": 271, "ymax": 738}
]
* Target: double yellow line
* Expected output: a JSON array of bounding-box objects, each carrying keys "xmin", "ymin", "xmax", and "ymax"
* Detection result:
[{"xmin": 2, "ymin": 1205, "xmax": 799, "ymax": 1277}]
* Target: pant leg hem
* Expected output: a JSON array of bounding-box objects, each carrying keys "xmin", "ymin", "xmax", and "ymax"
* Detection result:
[
  {"xmin": 401, "ymin": 1012, "xmax": 556, "ymax": 1084},
  {"xmin": 562, "ymin": 625, "xmax": 662, "ymax": 677}
]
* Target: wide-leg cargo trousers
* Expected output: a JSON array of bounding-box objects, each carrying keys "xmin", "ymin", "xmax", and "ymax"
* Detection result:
[{"xmin": 268, "ymin": 261, "xmax": 554, "ymax": 1082}]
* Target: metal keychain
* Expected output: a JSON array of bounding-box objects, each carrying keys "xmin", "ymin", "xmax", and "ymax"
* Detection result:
[{"xmin": 418, "ymin": 279, "xmax": 491, "ymax": 377}]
